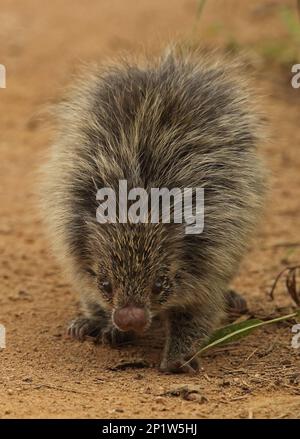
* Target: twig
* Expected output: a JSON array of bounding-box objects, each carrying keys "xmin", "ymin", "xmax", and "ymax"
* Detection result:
[
  {"xmin": 230, "ymin": 395, "xmax": 250, "ymax": 402},
  {"xmin": 243, "ymin": 348, "xmax": 259, "ymax": 364},
  {"xmin": 22, "ymin": 382, "xmax": 89, "ymax": 395},
  {"xmin": 271, "ymin": 242, "xmax": 300, "ymax": 249},
  {"xmin": 269, "ymin": 265, "xmax": 300, "ymax": 302}
]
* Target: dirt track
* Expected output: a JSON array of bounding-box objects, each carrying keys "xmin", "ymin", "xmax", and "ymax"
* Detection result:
[{"xmin": 0, "ymin": 0, "xmax": 299, "ymax": 418}]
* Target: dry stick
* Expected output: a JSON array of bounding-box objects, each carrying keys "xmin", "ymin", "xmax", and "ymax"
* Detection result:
[
  {"xmin": 286, "ymin": 267, "xmax": 300, "ymax": 306},
  {"xmin": 271, "ymin": 242, "xmax": 300, "ymax": 249},
  {"xmin": 269, "ymin": 265, "xmax": 300, "ymax": 300},
  {"xmin": 242, "ymin": 348, "xmax": 259, "ymax": 364},
  {"xmin": 22, "ymin": 382, "xmax": 90, "ymax": 395},
  {"xmin": 230, "ymin": 395, "xmax": 250, "ymax": 402}
]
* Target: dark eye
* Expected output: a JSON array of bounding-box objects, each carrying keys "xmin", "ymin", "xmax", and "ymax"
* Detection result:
[
  {"xmin": 99, "ymin": 280, "xmax": 113, "ymax": 296},
  {"xmin": 86, "ymin": 268, "xmax": 96, "ymax": 277},
  {"xmin": 152, "ymin": 279, "xmax": 163, "ymax": 295}
]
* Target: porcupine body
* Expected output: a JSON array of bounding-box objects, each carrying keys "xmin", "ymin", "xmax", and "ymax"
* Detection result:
[{"xmin": 41, "ymin": 50, "xmax": 266, "ymax": 373}]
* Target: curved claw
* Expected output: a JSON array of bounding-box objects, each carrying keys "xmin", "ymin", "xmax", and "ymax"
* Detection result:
[{"xmin": 67, "ymin": 317, "xmax": 104, "ymax": 341}]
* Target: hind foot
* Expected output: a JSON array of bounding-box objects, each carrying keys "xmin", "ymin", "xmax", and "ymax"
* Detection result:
[{"xmin": 225, "ymin": 289, "xmax": 248, "ymax": 322}]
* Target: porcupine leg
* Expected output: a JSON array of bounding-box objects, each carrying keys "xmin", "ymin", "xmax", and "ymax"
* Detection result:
[
  {"xmin": 160, "ymin": 306, "xmax": 220, "ymax": 374},
  {"xmin": 160, "ymin": 291, "xmax": 248, "ymax": 373}
]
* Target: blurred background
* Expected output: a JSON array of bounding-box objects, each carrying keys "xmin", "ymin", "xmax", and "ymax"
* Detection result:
[{"xmin": 1, "ymin": 0, "xmax": 299, "ymax": 92}]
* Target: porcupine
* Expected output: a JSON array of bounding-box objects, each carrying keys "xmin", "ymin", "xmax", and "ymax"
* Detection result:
[{"xmin": 41, "ymin": 49, "xmax": 266, "ymax": 373}]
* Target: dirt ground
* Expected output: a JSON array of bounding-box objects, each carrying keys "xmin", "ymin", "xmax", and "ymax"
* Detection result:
[{"xmin": 0, "ymin": 0, "xmax": 299, "ymax": 419}]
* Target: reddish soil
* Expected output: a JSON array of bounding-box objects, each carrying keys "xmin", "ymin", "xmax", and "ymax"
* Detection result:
[{"xmin": 0, "ymin": 0, "xmax": 299, "ymax": 418}]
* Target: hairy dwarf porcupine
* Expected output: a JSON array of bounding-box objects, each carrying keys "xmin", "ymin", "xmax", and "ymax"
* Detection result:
[{"xmin": 41, "ymin": 50, "xmax": 266, "ymax": 373}]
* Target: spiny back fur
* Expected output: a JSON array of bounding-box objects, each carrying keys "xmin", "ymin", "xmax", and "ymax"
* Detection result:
[{"xmin": 40, "ymin": 49, "xmax": 266, "ymax": 320}]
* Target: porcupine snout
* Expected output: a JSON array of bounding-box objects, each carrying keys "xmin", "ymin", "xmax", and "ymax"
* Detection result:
[{"xmin": 113, "ymin": 305, "xmax": 149, "ymax": 333}]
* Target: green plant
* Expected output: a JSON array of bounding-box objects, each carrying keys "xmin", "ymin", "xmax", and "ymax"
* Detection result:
[
  {"xmin": 183, "ymin": 311, "xmax": 300, "ymax": 366},
  {"xmin": 183, "ymin": 264, "xmax": 300, "ymax": 366},
  {"xmin": 280, "ymin": 4, "xmax": 300, "ymax": 42}
]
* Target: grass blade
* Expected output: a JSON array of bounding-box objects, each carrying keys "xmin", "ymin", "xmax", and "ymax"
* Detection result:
[{"xmin": 183, "ymin": 311, "xmax": 300, "ymax": 367}]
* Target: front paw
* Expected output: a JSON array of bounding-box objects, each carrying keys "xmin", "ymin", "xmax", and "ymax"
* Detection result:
[
  {"xmin": 102, "ymin": 326, "xmax": 136, "ymax": 347},
  {"xmin": 160, "ymin": 356, "xmax": 200, "ymax": 374},
  {"xmin": 67, "ymin": 317, "xmax": 104, "ymax": 341}
]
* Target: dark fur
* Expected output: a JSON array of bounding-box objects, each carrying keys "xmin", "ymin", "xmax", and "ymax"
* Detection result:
[{"xmin": 41, "ymin": 50, "xmax": 266, "ymax": 373}]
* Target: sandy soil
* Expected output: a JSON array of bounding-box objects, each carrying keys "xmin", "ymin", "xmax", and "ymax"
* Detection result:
[{"xmin": 0, "ymin": 0, "xmax": 299, "ymax": 419}]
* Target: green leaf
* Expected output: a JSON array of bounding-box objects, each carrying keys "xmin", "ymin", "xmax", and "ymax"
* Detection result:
[
  {"xmin": 205, "ymin": 318, "xmax": 263, "ymax": 347},
  {"xmin": 182, "ymin": 311, "xmax": 300, "ymax": 367}
]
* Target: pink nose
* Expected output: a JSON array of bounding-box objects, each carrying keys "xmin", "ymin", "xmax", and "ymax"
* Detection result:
[{"xmin": 113, "ymin": 306, "xmax": 148, "ymax": 332}]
